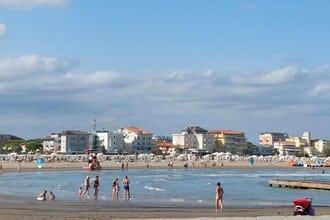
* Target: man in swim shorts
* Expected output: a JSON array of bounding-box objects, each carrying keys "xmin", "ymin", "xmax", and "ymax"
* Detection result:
[{"xmin": 122, "ymin": 176, "xmax": 130, "ymax": 199}]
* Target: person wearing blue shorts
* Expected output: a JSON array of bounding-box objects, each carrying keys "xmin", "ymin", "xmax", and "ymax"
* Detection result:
[{"xmin": 122, "ymin": 176, "xmax": 130, "ymax": 199}]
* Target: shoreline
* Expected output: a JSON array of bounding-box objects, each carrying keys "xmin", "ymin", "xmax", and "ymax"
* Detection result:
[
  {"xmin": 0, "ymin": 159, "xmax": 314, "ymax": 173},
  {"xmin": 0, "ymin": 160, "xmax": 329, "ymax": 219}
]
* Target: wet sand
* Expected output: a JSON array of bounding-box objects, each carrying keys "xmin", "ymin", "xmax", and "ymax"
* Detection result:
[
  {"xmin": 0, "ymin": 198, "xmax": 329, "ymax": 220},
  {"xmin": 0, "ymin": 160, "xmax": 329, "ymax": 219}
]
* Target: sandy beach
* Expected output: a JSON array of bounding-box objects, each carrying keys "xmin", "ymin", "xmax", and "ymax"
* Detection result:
[
  {"xmin": 0, "ymin": 157, "xmax": 295, "ymax": 172},
  {"xmin": 0, "ymin": 194, "xmax": 329, "ymax": 220},
  {"xmin": 0, "ymin": 159, "xmax": 329, "ymax": 219}
]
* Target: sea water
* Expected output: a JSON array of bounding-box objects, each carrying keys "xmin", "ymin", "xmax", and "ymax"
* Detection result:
[{"xmin": 0, "ymin": 167, "xmax": 329, "ymax": 207}]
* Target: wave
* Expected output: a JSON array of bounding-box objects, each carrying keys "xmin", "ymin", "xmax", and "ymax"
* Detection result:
[{"xmin": 144, "ymin": 186, "xmax": 166, "ymax": 192}]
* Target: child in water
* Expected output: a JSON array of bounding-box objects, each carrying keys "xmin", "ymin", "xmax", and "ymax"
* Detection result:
[
  {"xmin": 78, "ymin": 187, "xmax": 83, "ymax": 199},
  {"xmin": 48, "ymin": 191, "xmax": 55, "ymax": 201}
]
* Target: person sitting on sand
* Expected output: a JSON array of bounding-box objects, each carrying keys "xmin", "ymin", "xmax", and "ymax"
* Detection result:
[
  {"xmin": 38, "ymin": 190, "xmax": 47, "ymax": 201},
  {"xmin": 48, "ymin": 191, "xmax": 55, "ymax": 201}
]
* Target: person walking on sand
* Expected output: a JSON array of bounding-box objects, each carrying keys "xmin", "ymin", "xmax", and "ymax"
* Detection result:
[
  {"xmin": 82, "ymin": 176, "xmax": 90, "ymax": 198},
  {"xmin": 122, "ymin": 176, "xmax": 131, "ymax": 199},
  {"xmin": 215, "ymin": 182, "xmax": 224, "ymax": 213},
  {"xmin": 93, "ymin": 175, "xmax": 100, "ymax": 199}
]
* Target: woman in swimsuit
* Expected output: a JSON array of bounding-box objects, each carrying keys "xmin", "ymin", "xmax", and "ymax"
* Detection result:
[
  {"xmin": 215, "ymin": 182, "xmax": 224, "ymax": 213},
  {"xmin": 82, "ymin": 176, "xmax": 90, "ymax": 198},
  {"xmin": 93, "ymin": 176, "xmax": 100, "ymax": 199},
  {"xmin": 112, "ymin": 178, "xmax": 119, "ymax": 199}
]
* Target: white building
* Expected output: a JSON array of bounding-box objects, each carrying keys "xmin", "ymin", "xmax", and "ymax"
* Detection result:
[
  {"xmin": 259, "ymin": 132, "xmax": 289, "ymax": 147},
  {"xmin": 43, "ymin": 133, "xmax": 61, "ymax": 152},
  {"xmin": 108, "ymin": 131, "xmax": 124, "ymax": 153},
  {"xmin": 59, "ymin": 130, "xmax": 90, "ymax": 154},
  {"xmin": 274, "ymin": 141, "xmax": 302, "ymax": 156},
  {"xmin": 117, "ymin": 126, "xmax": 155, "ymax": 153},
  {"xmin": 311, "ymin": 139, "xmax": 330, "ymax": 156},
  {"xmin": 94, "ymin": 130, "xmax": 110, "ymax": 152},
  {"xmin": 172, "ymin": 126, "xmax": 215, "ymax": 152}
]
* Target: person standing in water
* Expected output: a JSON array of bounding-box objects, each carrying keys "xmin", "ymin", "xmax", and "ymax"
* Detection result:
[
  {"xmin": 93, "ymin": 175, "xmax": 100, "ymax": 199},
  {"xmin": 215, "ymin": 182, "xmax": 224, "ymax": 213},
  {"xmin": 82, "ymin": 176, "xmax": 90, "ymax": 199},
  {"xmin": 122, "ymin": 176, "xmax": 131, "ymax": 199},
  {"xmin": 112, "ymin": 178, "xmax": 120, "ymax": 200},
  {"xmin": 77, "ymin": 187, "xmax": 83, "ymax": 199},
  {"xmin": 48, "ymin": 191, "xmax": 55, "ymax": 201}
]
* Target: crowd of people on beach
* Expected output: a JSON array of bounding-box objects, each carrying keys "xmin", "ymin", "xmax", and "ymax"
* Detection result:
[
  {"xmin": 76, "ymin": 175, "xmax": 130, "ymax": 200},
  {"xmin": 38, "ymin": 174, "xmax": 131, "ymax": 201},
  {"xmin": 37, "ymin": 173, "xmax": 224, "ymax": 213}
]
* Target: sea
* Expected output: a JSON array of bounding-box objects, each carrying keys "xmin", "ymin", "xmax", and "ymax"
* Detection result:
[{"xmin": 0, "ymin": 167, "xmax": 329, "ymax": 208}]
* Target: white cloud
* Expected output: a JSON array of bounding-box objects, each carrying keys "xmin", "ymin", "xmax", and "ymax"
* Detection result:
[
  {"xmin": 0, "ymin": 54, "xmax": 79, "ymax": 79},
  {"xmin": 309, "ymin": 83, "xmax": 330, "ymax": 98},
  {"xmin": 315, "ymin": 65, "xmax": 330, "ymax": 73},
  {"xmin": 231, "ymin": 66, "xmax": 299, "ymax": 86},
  {"xmin": 64, "ymin": 71, "xmax": 122, "ymax": 86},
  {"xmin": 0, "ymin": 0, "xmax": 69, "ymax": 9},
  {"xmin": 0, "ymin": 24, "xmax": 6, "ymax": 38},
  {"xmin": 1, "ymin": 57, "xmax": 330, "ymax": 141}
]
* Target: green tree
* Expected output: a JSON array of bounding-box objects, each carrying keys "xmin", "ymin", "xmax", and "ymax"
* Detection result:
[
  {"xmin": 241, "ymin": 141, "xmax": 256, "ymax": 156},
  {"xmin": 151, "ymin": 147, "xmax": 163, "ymax": 155},
  {"xmin": 25, "ymin": 139, "xmax": 43, "ymax": 153},
  {"xmin": 2, "ymin": 140, "xmax": 24, "ymax": 153}
]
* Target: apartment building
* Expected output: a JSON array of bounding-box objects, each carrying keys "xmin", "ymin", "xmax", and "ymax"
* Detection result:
[
  {"xmin": 259, "ymin": 132, "xmax": 289, "ymax": 147},
  {"xmin": 172, "ymin": 126, "xmax": 215, "ymax": 152},
  {"xmin": 59, "ymin": 130, "xmax": 90, "ymax": 154},
  {"xmin": 108, "ymin": 131, "xmax": 124, "ymax": 153},
  {"xmin": 311, "ymin": 139, "xmax": 330, "ymax": 156},
  {"xmin": 273, "ymin": 140, "xmax": 302, "ymax": 156},
  {"xmin": 117, "ymin": 126, "xmax": 155, "ymax": 153},
  {"xmin": 208, "ymin": 129, "xmax": 247, "ymax": 153},
  {"xmin": 93, "ymin": 130, "xmax": 110, "ymax": 152},
  {"xmin": 43, "ymin": 133, "xmax": 61, "ymax": 152}
]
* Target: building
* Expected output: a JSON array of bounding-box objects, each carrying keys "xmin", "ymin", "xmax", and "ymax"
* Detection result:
[
  {"xmin": 156, "ymin": 140, "xmax": 186, "ymax": 155},
  {"xmin": 259, "ymin": 132, "xmax": 289, "ymax": 147},
  {"xmin": 94, "ymin": 130, "xmax": 110, "ymax": 152},
  {"xmin": 311, "ymin": 139, "xmax": 330, "ymax": 156},
  {"xmin": 117, "ymin": 126, "xmax": 155, "ymax": 153},
  {"xmin": 208, "ymin": 129, "xmax": 246, "ymax": 153},
  {"xmin": 273, "ymin": 141, "xmax": 302, "ymax": 156},
  {"xmin": 108, "ymin": 131, "xmax": 124, "ymax": 154},
  {"xmin": 42, "ymin": 133, "xmax": 61, "ymax": 152},
  {"xmin": 59, "ymin": 130, "xmax": 90, "ymax": 154},
  {"xmin": 172, "ymin": 126, "xmax": 215, "ymax": 152},
  {"xmin": 0, "ymin": 134, "xmax": 24, "ymax": 150}
]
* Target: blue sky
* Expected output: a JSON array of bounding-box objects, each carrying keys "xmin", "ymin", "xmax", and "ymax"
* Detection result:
[{"xmin": 1, "ymin": 0, "xmax": 330, "ymax": 143}]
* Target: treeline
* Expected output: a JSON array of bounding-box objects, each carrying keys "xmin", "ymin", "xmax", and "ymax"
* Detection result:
[{"xmin": 1, "ymin": 139, "xmax": 43, "ymax": 154}]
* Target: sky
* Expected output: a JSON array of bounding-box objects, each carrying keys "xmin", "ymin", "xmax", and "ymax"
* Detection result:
[{"xmin": 1, "ymin": 0, "xmax": 330, "ymax": 143}]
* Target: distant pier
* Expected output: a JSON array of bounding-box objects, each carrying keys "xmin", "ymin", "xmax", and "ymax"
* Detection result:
[{"xmin": 268, "ymin": 179, "xmax": 330, "ymax": 190}]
